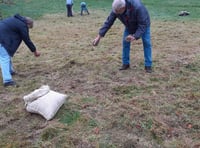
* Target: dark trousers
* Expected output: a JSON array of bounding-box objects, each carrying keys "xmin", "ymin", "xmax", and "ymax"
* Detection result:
[
  {"xmin": 66, "ymin": 4, "xmax": 73, "ymax": 17},
  {"xmin": 81, "ymin": 6, "xmax": 89, "ymax": 15}
]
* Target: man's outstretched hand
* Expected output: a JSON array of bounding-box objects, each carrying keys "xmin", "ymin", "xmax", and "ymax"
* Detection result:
[
  {"xmin": 92, "ymin": 35, "xmax": 101, "ymax": 46},
  {"xmin": 34, "ymin": 50, "xmax": 40, "ymax": 57}
]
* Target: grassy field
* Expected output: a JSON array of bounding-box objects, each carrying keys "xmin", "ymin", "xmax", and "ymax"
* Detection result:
[
  {"xmin": 0, "ymin": 0, "xmax": 200, "ymax": 147},
  {"xmin": 1, "ymin": 0, "xmax": 200, "ymax": 20}
]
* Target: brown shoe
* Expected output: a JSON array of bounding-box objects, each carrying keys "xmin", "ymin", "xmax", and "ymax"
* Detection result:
[
  {"xmin": 145, "ymin": 66, "xmax": 152, "ymax": 73},
  {"xmin": 119, "ymin": 64, "xmax": 130, "ymax": 70}
]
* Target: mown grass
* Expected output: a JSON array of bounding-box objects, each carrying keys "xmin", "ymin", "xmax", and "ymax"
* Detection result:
[
  {"xmin": 145, "ymin": 0, "xmax": 200, "ymax": 20},
  {"xmin": 0, "ymin": 0, "xmax": 200, "ymax": 147},
  {"xmin": 0, "ymin": 0, "xmax": 113, "ymax": 18},
  {"xmin": 1, "ymin": 0, "xmax": 200, "ymax": 20}
]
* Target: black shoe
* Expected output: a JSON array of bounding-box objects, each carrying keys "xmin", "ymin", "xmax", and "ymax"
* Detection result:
[
  {"xmin": 119, "ymin": 64, "xmax": 130, "ymax": 70},
  {"xmin": 145, "ymin": 66, "xmax": 152, "ymax": 73},
  {"xmin": 4, "ymin": 81, "xmax": 18, "ymax": 87},
  {"xmin": 11, "ymin": 71, "xmax": 17, "ymax": 75}
]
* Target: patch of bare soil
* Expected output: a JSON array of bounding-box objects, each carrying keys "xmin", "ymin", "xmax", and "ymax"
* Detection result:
[{"xmin": 0, "ymin": 11, "xmax": 200, "ymax": 147}]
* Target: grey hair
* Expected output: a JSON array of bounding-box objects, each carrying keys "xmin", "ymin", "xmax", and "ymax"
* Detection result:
[
  {"xmin": 25, "ymin": 17, "xmax": 34, "ymax": 28},
  {"xmin": 25, "ymin": 17, "xmax": 33, "ymax": 25},
  {"xmin": 112, "ymin": 0, "xmax": 126, "ymax": 13}
]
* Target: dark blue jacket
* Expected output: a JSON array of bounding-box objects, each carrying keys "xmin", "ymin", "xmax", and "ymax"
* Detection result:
[
  {"xmin": 0, "ymin": 14, "xmax": 36, "ymax": 57},
  {"xmin": 99, "ymin": 0, "xmax": 150, "ymax": 40}
]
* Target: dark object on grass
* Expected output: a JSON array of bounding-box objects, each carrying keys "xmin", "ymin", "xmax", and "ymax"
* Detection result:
[{"xmin": 179, "ymin": 11, "xmax": 190, "ymax": 16}]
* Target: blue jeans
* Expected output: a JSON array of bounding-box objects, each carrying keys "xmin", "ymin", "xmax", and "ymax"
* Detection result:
[
  {"xmin": 0, "ymin": 44, "xmax": 14, "ymax": 84},
  {"xmin": 122, "ymin": 27, "xmax": 152, "ymax": 67}
]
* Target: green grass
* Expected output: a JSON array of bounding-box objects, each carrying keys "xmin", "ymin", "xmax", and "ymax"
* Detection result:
[
  {"xmin": 144, "ymin": 0, "xmax": 200, "ymax": 20},
  {"xmin": 0, "ymin": 0, "xmax": 66, "ymax": 18},
  {"xmin": 57, "ymin": 104, "xmax": 81, "ymax": 125},
  {"xmin": 0, "ymin": 0, "xmax": 113, "ymax": 19},
  {"xmin": 1, "ymin": 0, "xmax": 200, "ymax": 20}
]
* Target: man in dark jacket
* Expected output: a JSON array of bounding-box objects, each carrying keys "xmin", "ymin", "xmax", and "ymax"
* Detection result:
[
  {"xmin": 0, "ymin": 14, "xmax": 40, "ymax": 87},
  {"xmin": 93, "ymin": 0, "xmax": 152, "ymax": 73}
]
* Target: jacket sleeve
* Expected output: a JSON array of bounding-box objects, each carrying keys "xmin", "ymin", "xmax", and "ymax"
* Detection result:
[
  {"xmin": 134, "ymin": 6, "xmax": 150, "ymax": 39},
  {"xmin": 20, "ymin": 25, "xmax": 36, "ymax": 52},
  {"xmin": 99, "ymin": 11, "xmax": 117, "ymax": 37}
]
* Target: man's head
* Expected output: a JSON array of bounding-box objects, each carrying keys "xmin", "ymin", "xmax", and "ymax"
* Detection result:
[
  {"xmin": 25, "ymin": 17, "xmax": 34, "ymax": 29},
  {"xmin": 112, "ymin": 0, "xmax": 126, "ymax": 14}
]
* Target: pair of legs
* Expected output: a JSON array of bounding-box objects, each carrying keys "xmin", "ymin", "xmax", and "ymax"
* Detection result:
[
  {"xmin": 0, "ymin": 44, "xmax": 15, "ymax": 85},
  {"xmin": 81, "ymin": 7, "xmax": 89, "ymax": 15},
  {"xmin": 66, "ymin": 4, "xmax": 73, "ymax": 17},
  {"xmin": 122, "ymin": 26, "xmax": 152, "ymax": 67}
]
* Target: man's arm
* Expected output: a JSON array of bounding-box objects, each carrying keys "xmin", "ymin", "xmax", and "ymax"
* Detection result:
[
  {"xmin": 93, "ymin": 11, "xmax": 117, "ymax": 46},
  {"xmin": 99, "ymin": 11, "xmax": 117, "ymax": 37}
]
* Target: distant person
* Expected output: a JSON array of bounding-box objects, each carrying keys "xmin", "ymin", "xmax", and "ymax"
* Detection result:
[
  {"xmin": 0, "ymin": 14, "xmax": 40, "ymax": 87},
  {"xmin": 66, "ymin": 0, "xmax": 73, "ymax": 17},
  {"xmin": 92, "ymin": 0, "xmax": 153, "ymax": 73},
  {"xmin": 80, "ymin": 1, "xmax": 90, "ymax": 15}
]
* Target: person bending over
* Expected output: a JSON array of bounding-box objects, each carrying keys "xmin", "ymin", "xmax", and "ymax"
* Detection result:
[
  {"xmin": 0, "ymin": 14, "xmax": 40, "ymax": 87},
  {"xmin": 80, "ymin": 1, "xmax": 90, "ymax": 15},
  {"xmin": 93, "ymin": 0, "xmax": 153, "ymax": 73}
]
